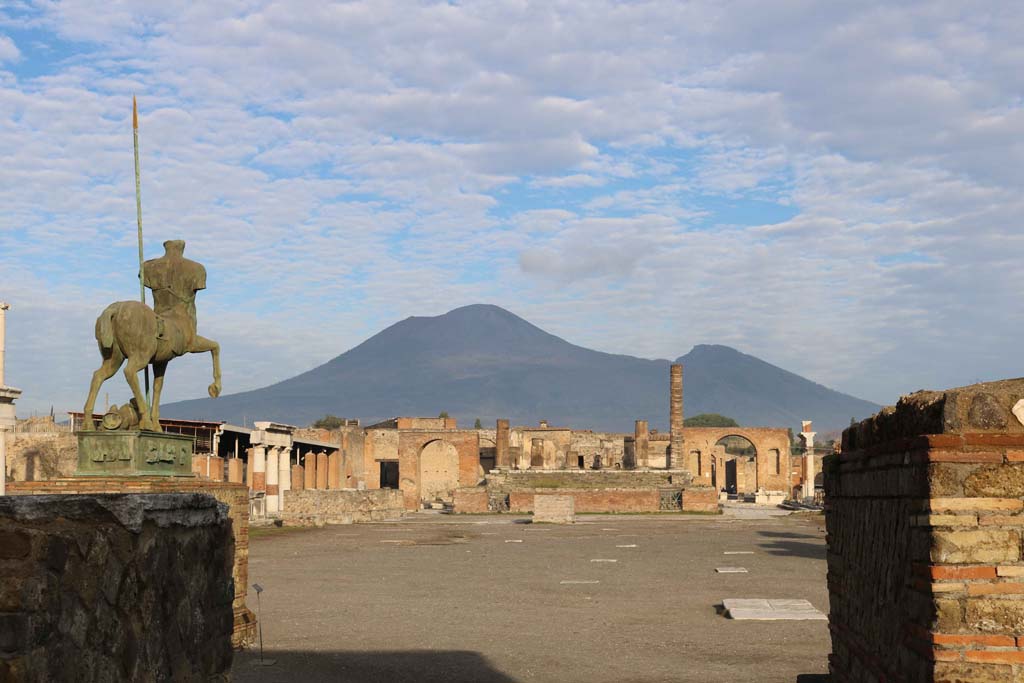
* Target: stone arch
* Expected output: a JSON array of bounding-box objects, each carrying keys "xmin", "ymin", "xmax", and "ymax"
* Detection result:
[{"xmin": 419, "ymin": 439, "xmax": 460, "ymax": 503}]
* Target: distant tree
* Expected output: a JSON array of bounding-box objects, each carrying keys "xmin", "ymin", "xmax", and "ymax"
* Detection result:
[
  {"xmin": 312, "ymin": 415, "xmax": 344, "ymax": 430},
  {"xmin": 683, "ymin": 413, "xmax": 738, "ymax": 428},
  {"xmin": 474, "ymin": 418, "xmax": 482, "ymax": 429},
  {"xmin": 439, "ymin": 411, "xmax": 450, "ymax": 419},
  {"xmin": 850, "ymin": 417, "xmax": 857, "ymax": 427}
]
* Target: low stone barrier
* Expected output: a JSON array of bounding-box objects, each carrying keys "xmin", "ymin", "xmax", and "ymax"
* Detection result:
[
  {"xmin": 281, "ymin": 488, "xmax": 405, "ymax": 526},
  {"xmin": 510, "ymin": 488, "xmax": 660, "ymax": 513},
  {"xmin": 8, "ymin": 477, "xmax": 255, "ymax": 649},
  {"xmin": 0, "ymin": 493, "xmax": 234, "ymax": 681},
  {"xmin": 680, "ymin": 486, "xmax": 718, "ymax": 512},
  {"xmin": 826, "ymin": 379, "xmax": 1024, "ymax": 682},
  {"xmin": 453, "ymin": 488, "xmax": 489, "ymax": 513},
  {"xmin": 533, "ymin": 494, "xmax": 575, "ymax": 523}
]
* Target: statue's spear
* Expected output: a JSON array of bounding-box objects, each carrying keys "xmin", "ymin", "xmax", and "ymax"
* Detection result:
[{"xmin": 133, "ymin": 95, "xmax": 150, "ymax": 401}]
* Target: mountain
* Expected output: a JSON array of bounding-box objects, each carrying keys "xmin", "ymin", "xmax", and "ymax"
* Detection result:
[{"xmin": 162, "ymin": 304, "xmax": 880, "ymax": 432}]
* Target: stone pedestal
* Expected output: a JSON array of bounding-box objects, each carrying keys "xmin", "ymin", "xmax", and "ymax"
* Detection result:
[{"xmin": 76, "ymin": 431, "xmax": 194, "ymax": 477}]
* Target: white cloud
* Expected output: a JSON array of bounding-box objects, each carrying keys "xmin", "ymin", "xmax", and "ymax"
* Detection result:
[{"xmin": 1, "ymin": 0, "xmax": 1023, "ymax": 417}]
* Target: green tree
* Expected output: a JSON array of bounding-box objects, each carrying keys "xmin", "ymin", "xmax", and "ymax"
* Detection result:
[
  {"xmin": 683, "ymin": 413, "xmax": 738, "ymax": 428},
  {"xmin": 439, "ymin": 411, "xmax": 450, "ymax": 419},
  {"xmin": 312, "ymin": 415, "xmax": 344, "ymax": 430},
  {"xmin": 474, "ymin": 418, "xmax": 482, "ymax": 429}
]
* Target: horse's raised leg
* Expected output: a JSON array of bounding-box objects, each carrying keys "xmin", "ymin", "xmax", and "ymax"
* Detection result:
[
  {"xmin": 150, "ymin": 361, "xmax": 168, "ymax": 432},
  {"xmin": 83, "ymin": 347, "xmax": 125, "ymax": 430},
  {"xmin": 123, "ymin": 356, "xmax": 155, "ymax": 431},
  {"xmin": 191, "ymin": 335, "xmax": 221, "ymax": 398}
]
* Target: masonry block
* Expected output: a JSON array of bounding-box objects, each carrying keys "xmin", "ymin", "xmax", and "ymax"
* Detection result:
[{"xmin": 533, "ymin": 494, "xmax": 575, "ymax": 523}]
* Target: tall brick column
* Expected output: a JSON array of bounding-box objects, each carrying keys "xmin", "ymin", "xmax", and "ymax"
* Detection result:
[
  {"xmin": 496, "ymin": 419, "xmax": 510, "ymax": 469},
  {"xmin": 303, "ymin": 451, "xmax": 317, "ymax": 489},
  {"xmin": 669, "ymin": 364, "xmax": 684, "ymax": 470},
  {"xmin": 634, "ymin": 420, "xmax": 649, "ymax": 468},
  {"xmin": 826, "ymin": 379, "xmax": 1024, "ymax": 682},
  {"xmin": 250, "ymin": 445, "xmax": 267, "ymax": 494}
]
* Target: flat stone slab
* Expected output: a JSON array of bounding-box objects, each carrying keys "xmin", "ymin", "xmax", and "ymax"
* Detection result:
[
  {"xmin": 716, "ymin": 567, "xmax": 748, "ymax": 573},
  {"xmin": 723, "ymin": 599, "xmax": 827, "ymax": 621},
  {"xmin": 723, "ymin": 551, "xmax": 754, "ymax": 555}
]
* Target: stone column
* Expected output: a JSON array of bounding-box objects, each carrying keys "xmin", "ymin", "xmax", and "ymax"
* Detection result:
[
  {"xmin": 0, "ymin": 302, "xmax": 7, "ymax": 388},
  {"xmin": 800, "ymin": 421, "xmax": 816, "ymax": 500},
  {"xmin": 634, "ymin": 420, "xmax": 649, "ymax": 468},
  {"xmin": 316, "ymin": 451, "xmax": 329, "ymax": 489},
  {"xmin": 669, "ymin": 364, "xmax": 684, "ymax": 470},
  {"xmin": 496, "ymin": 419, "xmax": 510, "ymax": 469},
  {"xmin": 304, "ymin": 451, "xmax": 317, "ymax": 489},
  {"xmin": 266, "ymin": 448, "xmax": 280, "ymax": 514},
  {"xmin": 291, "ymin": 464, "xmax": 304, "ymax": 490},
  {"xmin": 250, "ymin": 445, "xmax": 267, "ymax": 494},
  {"xmin": 227, "ymin": 458, "xmax": 244, "ymax": 484},
  {"xmin": 0, "ymin": 302, "xmax": 22, "ymax": 496},
  {"xmin": 277, "ymin": 447, "xmax": 291, "ymax": 511}
]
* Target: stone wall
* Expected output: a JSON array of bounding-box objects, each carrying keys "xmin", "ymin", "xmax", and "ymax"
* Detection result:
[
  {"xmin": 510, "ymin": 488, "xmax": 660, "ymax": 513},
  {"xmin": 533, "ymin": 494, "xmax": 575, "ymax": 523},
  {"xmin": 8, "ymin": 477, "xmax": 256, "ymax": 649},
  {"xmin": 281, "ymin": 489, "xmax": 405, "ymax": 526},
  {"xmin": 0, "ymin": 493, "xmax": 234, "ymax": 681},
  {"xmin": 680, "ymin": 487, "xmax": 719, "ymax": 513},
  {"xmin": 486, "ymin": 469, "xmax": 683, "ymax": 494},
  {"xmin": 826, "ymin": 379, "xmax": 1024, "ymax": 682},
  {"xmin": 453, "ymin": 488, "xmax": 489, "ymax": 513},
  {"xmin": 4, "ymin": 431, "xmax": 78, "ymax": 481}
]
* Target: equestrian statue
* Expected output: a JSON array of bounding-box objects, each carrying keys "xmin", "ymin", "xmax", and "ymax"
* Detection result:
[{"xmin": 82, "ymin": 239, "xmax": 221, "ymax": 432}]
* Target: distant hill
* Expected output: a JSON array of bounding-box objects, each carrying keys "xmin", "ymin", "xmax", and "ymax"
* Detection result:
[{"xmin": 162, "ymin": 304, "xmax": 880, "ymax": 432}]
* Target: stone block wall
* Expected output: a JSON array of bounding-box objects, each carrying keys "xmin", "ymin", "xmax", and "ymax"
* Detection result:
[
  {"xmin": 281, "ymin": 489, "xmax": 405, "ymax": 526},
  {"xmin": 510, "ymin": 488, "xmax": 660, "ymax": 513},
  {"xmin": 826, "ymin": 379, "xmax": 1024, "ymax": 682},
  {"xmin": 533, "ymin": 494, "xmax": 575, "ymax": 523},
  {"xmin": 0, "ymin": 493, "xmax": 234, "ymax": 681},
  {"xmin": 8, "ymin": 477, "xmax": 256, "ymax": 649},
  {"xmin": 453, "ymin": 488, "xmax": 489, "ymax": 513},
  {"xmin": 486, "ymin": 470, "xmax": 682, "ymax": 495},
  {"xmin": 680, "ymin": 487, "xmax": 719, "ymax": 513}
]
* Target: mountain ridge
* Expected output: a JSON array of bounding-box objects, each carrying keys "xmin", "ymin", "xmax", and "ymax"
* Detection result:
[{"xmin": 162, "ymin": 303, "xmax": 880, "ymax": 432}]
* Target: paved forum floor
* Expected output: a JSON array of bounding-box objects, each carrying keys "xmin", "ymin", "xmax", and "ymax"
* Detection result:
[{"xmin": 233, "ymin": 512, "xmax": 831, "ymax": 683}]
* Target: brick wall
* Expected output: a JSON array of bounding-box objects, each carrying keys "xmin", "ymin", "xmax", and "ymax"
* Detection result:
[
  {"xmin": 826, "ymin": 379, "xmax": 1024, "ymax": 682},
  {"xmin": 487, "ymin": 470, "xmax": 681, "ymax": 494},
  {"xmin": 0, "ymin": 493, "xmax": 234, "ymax": 680},
  {"xmin": 453, "ymin": 488, "xmax": 489, "ymax": 513},
  {"xmin": 681, "ymin": 487, "xmax": 718, "ymax": 513},
  {"xmin": 8, "ymin": 477, "xmax": 256, "ymax": 649},
  {"xmin": 510, "ymin": 488, "xmax": 660, "ymax": 513},
  {"xmin": 281, "ymin": 489, "xmax": 405, "ymax": 526}
]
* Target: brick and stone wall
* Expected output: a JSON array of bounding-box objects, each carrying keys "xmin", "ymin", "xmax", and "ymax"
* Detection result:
[
  {"xmin": 533, "ymin": 494, "xmax": 575, "ymax": 523},
  {"xmin": 453, "ymin": 488, "xmax": 489, "ymax": 513},
  {"xmin": 510, "ymin": 488, "xmax": 660, "ymax": 513},
  {"xmin": 281, "ymin": 489, "xmax": 405, "ymax": 526},
  {"xmin": 8, "ymin": 477, "xmax": 256, "ymax": 649},
  {"xmin": 487, "ymin": 470, "xmax": 682, "ymax": 494},
  {"xmin": 680, "ymin": 486, "xmax": 718, "ymax": 513},
  {"xmin": 4, "ymin": 431, "xmax": 77, "ymax": 481},
  {"xmin": 826, "ymin": 379, "xmax": 1024, "ymax": 682},
  {"xmin": 0, "ymin": 493, "xmax": 234, "ymax": 681}
]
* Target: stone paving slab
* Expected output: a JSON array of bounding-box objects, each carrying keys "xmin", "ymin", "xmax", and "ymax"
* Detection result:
[
  {"xmin": 715, "ymin": 567, "xmax": 748, "ymax": 573},
  {"xmin": 723, "ymin": 598, "xmax": 827, "ymax": 621}
]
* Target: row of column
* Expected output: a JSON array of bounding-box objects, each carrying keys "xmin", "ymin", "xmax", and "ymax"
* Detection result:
[{"xmin": 245, "ymin": 445, "xmax": 294, "ymax": 514}]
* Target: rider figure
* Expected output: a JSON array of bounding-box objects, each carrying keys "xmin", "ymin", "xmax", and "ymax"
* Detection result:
[{"xmin": 142, "ymin": 240, "xmax": 206, "ymax": 324}]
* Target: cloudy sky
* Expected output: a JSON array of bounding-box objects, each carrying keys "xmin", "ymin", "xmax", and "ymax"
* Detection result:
[{"xmin": 1, "ymin": 1, "xmax": 1022, "ymax": 417}]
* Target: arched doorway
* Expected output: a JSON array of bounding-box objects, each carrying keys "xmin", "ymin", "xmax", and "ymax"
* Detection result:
[
  {"xmin": 713, "ymin": 435, "xmax": 757, "ymax": 494},
  {"xmin": 419, "ymin": 440, "xmax": 460, "ymax": 503}
]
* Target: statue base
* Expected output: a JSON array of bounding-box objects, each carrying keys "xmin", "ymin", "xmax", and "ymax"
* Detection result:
[{"xmin": 76, "ymin": 431, "xmax": 194, "ymax": 477}]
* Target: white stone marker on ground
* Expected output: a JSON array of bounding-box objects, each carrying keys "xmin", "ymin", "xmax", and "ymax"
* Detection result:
[
  {"xmin": 505, "ymin": 539, "xmax": 523, "ymax": 543},
  {"xmin": 723, "ymin": 551, "xmax": 754, "ymax": 555},
  {"xmin": 561, "ymin": 580, "xmax": 600, "ymax": 584},
  {"xmin": 716, "ymin": 567, "xmax": 749, "ymax": 573},
  {"xmin": 722, "ymin": 599, "xmax": 827, "ymax": 621},
  {"xmin": 616, "ymin": 544, "xmax": 637, "ymax": 548},
  {"xmin": 590, "ymin": 559, "xmax": 618, "ymax": 563}
]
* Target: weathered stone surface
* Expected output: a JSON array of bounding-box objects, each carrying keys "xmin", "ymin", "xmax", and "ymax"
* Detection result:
[
  {"xmin": 934, "ymin": 662, "xmax": 1014, "ymax": 683},
  {"xmin": 964, "ymin": 464, "xmax": 1024, "ymax": 497},
  {"xmin": 281, "ymin": 489, "xmax": 404, "ymax": 526},
  {"xmin": 932, "ymin": 530, "xmax": 1021, "ymax": 564},
  {"xmin": 533, "ymin": 494, "xmax": 575, "ymax": 524},
  {"xmin": 968, "ymin": 393, "xmax": 1009, "ymax": 430},
  {"xmin": 965, "ymin": 598, "xmax": 1024, "ymax": 632},
  {"xmin": 0, "ymin": 493, "xmax": 233, "ymax": 681},
  {"xmin": 1014, "ymin": 399, "xmax": 1024, "ymax": 428}
]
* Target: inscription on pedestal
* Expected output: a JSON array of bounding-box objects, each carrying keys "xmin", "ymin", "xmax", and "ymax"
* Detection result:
[{"xmin": 77, "ymin": 431, "xmax": 194, "ymax": 476}]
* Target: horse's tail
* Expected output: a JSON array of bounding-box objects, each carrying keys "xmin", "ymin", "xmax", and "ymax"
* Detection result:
[{"xmin": 95, "ymin": 304, "xmax": 117, "ymax": 350}]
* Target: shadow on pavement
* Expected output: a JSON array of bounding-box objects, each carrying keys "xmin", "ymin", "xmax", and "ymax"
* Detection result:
[
  {"xmin": 796, "ymin": 675, "xmax": 829, "ymax": 682},
  {"xmin": 757, "ymin": 540, "xmax": 827, "ymax": 560},
  {"xmin": 758, "ymin": 530, "xmax": 818, "ymax": 540},
  {"xmin": 233, "ymin": 649, "xmax": 518, "ymax": 683}
]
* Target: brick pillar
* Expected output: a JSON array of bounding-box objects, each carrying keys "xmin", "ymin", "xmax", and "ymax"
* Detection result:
[
  {"xmin": 496, "ymin": 419, "xmax": 510, "ymax": 469},
  {"xmin": 265, "ymin": 448, "xmax": 279, "ymax": 514},
  {"xmin": 328, "ymin": 451, "xmax": 341, "ymax": 489},
  {"xmin": 826, "ymin": 380, "xmax": 1024, "ymax": 681},
  {"xmin": 304, "ymin": 451, "xmax": 317, "ymax": 489},
  {"xmin": 208, "ymin": 456, "xmax": 224, "ymax": 482},
  {"xmin": 277, "ymin": 447, "xmax": 291, "ymax": 512},
  {"xmin": 669, "ymin": 363, "xmax": 684, "ymax": 470},
  {"xmin": 228, "ymin": 458, "xmax": 244, "ymax": 484},
  {"xmin": 316, "ymin": 451, "xmax": 329, "ymax": 489},
  {"xmin": 291, "ymin": 464, "xmax": 304, "ymax": 491},
  {"xmin": 635, "ymin": 420, "xmax": 649, "ymax": 468},
  {"xmin": 192, "ymin": 454, "xmax": 207, "ymax": 478},
  {"xmin": 251, "ymin": 445, "xmax": 266, "ymax": 493}
]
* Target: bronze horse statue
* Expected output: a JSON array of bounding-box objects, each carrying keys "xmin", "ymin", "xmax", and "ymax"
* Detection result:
[{"xmin": 83, "ymin": 240, "xmax": 220, "ymax": 432}]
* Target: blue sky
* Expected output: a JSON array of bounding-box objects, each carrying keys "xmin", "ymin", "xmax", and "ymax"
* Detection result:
[{"xmin": 1, "ymin": 1, "xmax": 1023, "ymax": 417}]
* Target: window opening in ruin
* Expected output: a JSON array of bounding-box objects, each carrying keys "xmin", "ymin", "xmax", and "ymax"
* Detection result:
[
  {"xmin": 577, "ymin": 455, "xmax": 585, "ymax": 469},
  {"xmin": 379, "ymin": 461, "xmax": 399, "ymax": 489},
  {"xmin": 772, "ymin": 449, "xmax": 781, "ymax": 474}
]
